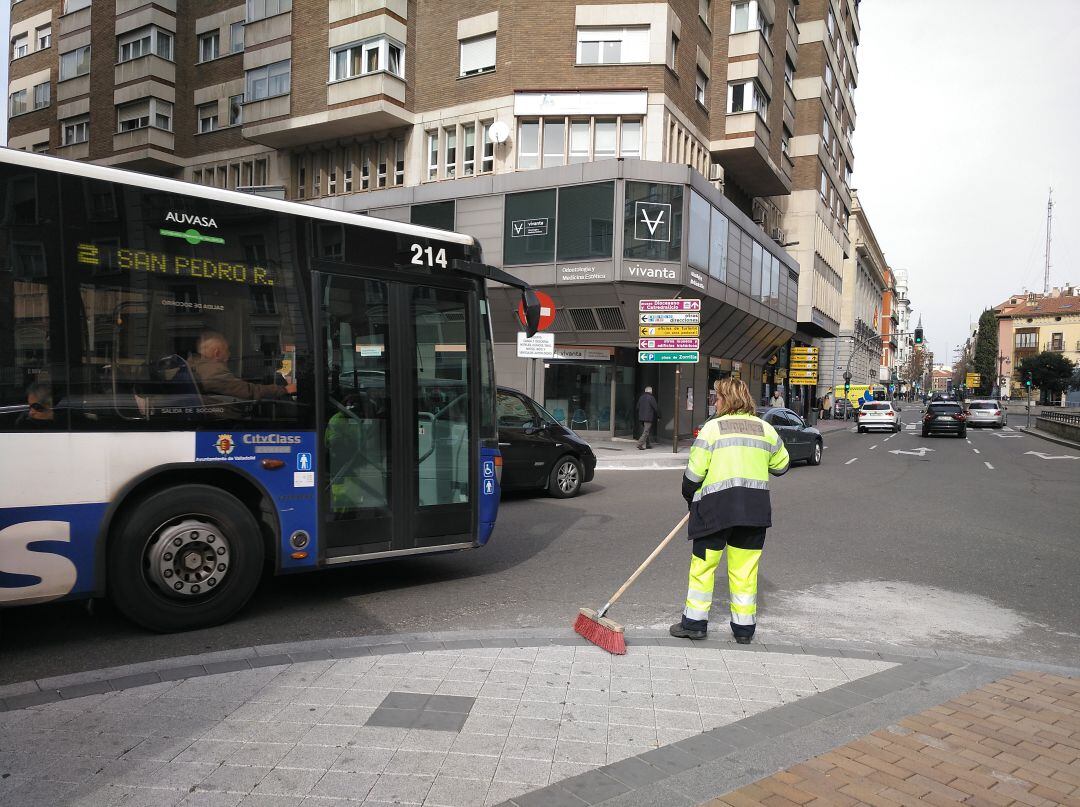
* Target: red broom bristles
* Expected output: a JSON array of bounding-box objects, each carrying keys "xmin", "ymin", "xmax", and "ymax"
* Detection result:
[{"xmin": 573, "ymin": 609, "xmax": 626, "ymax": 655}]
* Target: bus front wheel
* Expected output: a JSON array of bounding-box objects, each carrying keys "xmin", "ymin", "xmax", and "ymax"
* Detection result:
[{"xmin": 108, "ymin": 485, "xmax": 265, "ymax": 632}]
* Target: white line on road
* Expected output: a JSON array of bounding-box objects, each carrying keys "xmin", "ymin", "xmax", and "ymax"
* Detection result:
[
  {"xmin": 845, "ymin": 458, "xmax": 858, "ymax": 465},
  {"xmin": 884, "ymin": 436, "xmax": 892, "ymax": 442},
  {"xmin": 972, "ymin": 448, "xmax": 980, "ymax": 454},
  {"xmin": 966, "ymin": 439, "xmax": 972, "ymax": 444},
  {"xmin": 869, "ymin": 444, "xmax": 878, "ymax": 450},
  {"xmin": 984, "ymin": 461, "xmax": 995, "ymax": 470}
]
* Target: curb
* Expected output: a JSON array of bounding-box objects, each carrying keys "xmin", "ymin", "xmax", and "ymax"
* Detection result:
[
  {"xmin": 1019, "ymin": 426, "xmax": 1080, "ymax": 451},
  {"xmin": 4, "ymin": 626, "xmax": 1079, "ymax": 711}
]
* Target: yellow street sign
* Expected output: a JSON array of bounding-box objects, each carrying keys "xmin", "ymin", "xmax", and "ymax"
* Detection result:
[
  {"xmin": 965, "ymin": 373, "xmax": 981, "ymax": 388},
  {"xmin": 790, "ymin": 360, "xmax": 819, "ymax": 370},
  {"xmin": 788, "ymin": 370, "xmax": 819, "ymax": 378},
  {"xmin": 638, "ymin": 325, "xmax": 700, "ymax": 337},
  {"xmin": 791, "ymin": 346, "xmax": 819, "ymax": 355}
]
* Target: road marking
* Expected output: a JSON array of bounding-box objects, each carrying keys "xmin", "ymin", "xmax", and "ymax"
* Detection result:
[
  {"xmin": 1024, "ymin": 450, "xmax": 1080, "ymax": 460},
  {"xmin": 984, "ymin": 461, "xmax": 995, "ymax": 470},
  {"xmin": 845, "ymin": 458, "xmax": 858, "ymax": 465},
  {"xmin": 884, "ymin": 436, "xmax": 892, "ymax": 442},
  {"xmin": 966, "ymin": 439, "xmax": 972, "ymax": 444},
  {"xmin": 869, "ymin": 444, "xmax": 878, "ymax": 450},
  {"xmin": 890, "ymin": 447, "xmax": 934, "ymax": 457},
  {"xmin": 972, "ymin": 448, "xmax": 980, "ymax": 454}
]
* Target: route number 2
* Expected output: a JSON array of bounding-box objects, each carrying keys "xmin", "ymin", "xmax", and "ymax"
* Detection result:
[{"xmin": 410, "ymin": 244, "xmax": 448, "ymax": 268}]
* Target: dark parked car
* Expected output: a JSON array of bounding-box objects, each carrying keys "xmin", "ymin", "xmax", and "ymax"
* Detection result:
[
  {"xmin": 496, "ymin": 387, "xmax": 596, "ymax": 498},
  {"xmin": 756, "ymin": 407, "xmax": 823, "ymax": 466},
  {"xmin": 922, "ymin": 401, "xmax": 966, "ymax": 437}
]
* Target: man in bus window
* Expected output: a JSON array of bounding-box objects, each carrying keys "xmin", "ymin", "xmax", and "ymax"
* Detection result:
[
  {"xmin": 17, "ymin": 382, "xmax": 56, "ymax": 427},
  {"xmin": 190, "ymin": 331, "xmax": 296, "ymax": 404}
]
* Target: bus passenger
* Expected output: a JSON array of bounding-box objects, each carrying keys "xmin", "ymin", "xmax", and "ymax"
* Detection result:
[
  {"xmin": 17, "ymin": 382, "xmax": 56, "ymax": 427},
  {"xmin": 189, "ymin": 331, "xmax": 296, "ymax": 403}
]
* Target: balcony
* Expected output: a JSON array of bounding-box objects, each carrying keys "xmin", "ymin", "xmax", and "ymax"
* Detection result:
[
  {"xmin": 711, "ymin": 111, "xmax": 790, "ymax": 197},
  {"xmin": 56, "ymin": 75, "xmax": 90, "ymax": 103},
  {"xmin": 115, "ymin": 55, "xmax": 175, "ymax": 86},
  {"xmin": 58, "ymin": 7, "xmax": 91, "ymax": 38},
  {"xmin": 106, "ymin": 126, "xmax": 179, "ymax": 172}
]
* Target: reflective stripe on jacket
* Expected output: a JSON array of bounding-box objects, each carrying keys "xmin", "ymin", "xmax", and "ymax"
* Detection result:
[{"xmin": 682, "ymin": 413, "xmax": 789, "ymax": 539}]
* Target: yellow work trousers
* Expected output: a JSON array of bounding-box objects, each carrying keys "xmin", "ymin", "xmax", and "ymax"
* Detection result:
[{"xmin": 682, "ymin": 527, "xmax": 765, "ymax": 636}]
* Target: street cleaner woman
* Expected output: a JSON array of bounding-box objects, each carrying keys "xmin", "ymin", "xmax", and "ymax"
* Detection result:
[{"xmin": 671, "ymin": 377, "xmax": 790, "ymax": 644}]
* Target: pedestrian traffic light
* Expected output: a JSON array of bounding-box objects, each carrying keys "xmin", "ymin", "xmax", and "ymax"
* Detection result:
[
  {"xmin": 1025, "ymin": 372, "xmax": 1033, "ymax": 388},
  {"xmin": 914, "ymin": 327, "xmax": 923, "ymax": 344}
]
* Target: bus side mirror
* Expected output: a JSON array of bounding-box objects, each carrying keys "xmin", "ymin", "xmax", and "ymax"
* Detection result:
[{"xmin": 520, "ymin": 288, "xmax": 541, "ymax": 338}]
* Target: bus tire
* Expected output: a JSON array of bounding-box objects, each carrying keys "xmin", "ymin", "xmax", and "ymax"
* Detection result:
[
  {"xmin": 548, "ymin": 456, "xmax": 583, "ymax": 498},
  {"xmin": 108, "ymin": 485, "xmax": 264, "ymax": 632}
]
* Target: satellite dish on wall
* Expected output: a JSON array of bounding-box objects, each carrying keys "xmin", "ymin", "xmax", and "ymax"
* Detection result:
[{"xmin": 487, "ymin": 121, "xmax": 510, "ymax": 144}]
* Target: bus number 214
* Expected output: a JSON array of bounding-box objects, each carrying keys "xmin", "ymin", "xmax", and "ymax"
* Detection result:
[{"xmin": 410, "ymin": 244, "xmax": 448, "ymax": 269}]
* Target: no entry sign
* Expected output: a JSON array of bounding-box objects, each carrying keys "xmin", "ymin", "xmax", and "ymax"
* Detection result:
[{"xmin": 518, "ymin": 290, "xmax": 556, "ymax": 332}]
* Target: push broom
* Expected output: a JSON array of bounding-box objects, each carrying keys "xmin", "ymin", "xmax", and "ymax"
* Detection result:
[{"xmin": 574, "ymin": 513, "xmax": 690, "ymax": 654}]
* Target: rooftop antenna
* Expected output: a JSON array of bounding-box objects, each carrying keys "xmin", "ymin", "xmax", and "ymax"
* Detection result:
[{"xmin": 1043, "ymin": 187, "xmax": 1053, "ymax": 295}]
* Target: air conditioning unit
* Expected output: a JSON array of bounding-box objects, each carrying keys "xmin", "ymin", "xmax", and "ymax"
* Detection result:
[
  {"xmin": 771, "ymin": 227, "xmax": 786, "ymax": 243},
  {"xmin": 708, "ymin": 163, "xmax": 723, "ymax": 181}
]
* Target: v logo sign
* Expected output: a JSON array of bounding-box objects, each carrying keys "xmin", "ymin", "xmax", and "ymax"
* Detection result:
[{"xmin": 640, "ymin": 209, "xmax": 665, "ymax": 236}]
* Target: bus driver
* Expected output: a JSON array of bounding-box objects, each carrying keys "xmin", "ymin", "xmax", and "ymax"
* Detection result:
[{"xmin": 189, "ymin": 331, "xmax": 296, "ymax": 404}]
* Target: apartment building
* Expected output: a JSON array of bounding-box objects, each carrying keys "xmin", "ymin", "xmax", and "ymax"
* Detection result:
[
  {"xmin": 771, "ymin": 0, "xmax": 858, "ymax": 347},
  {"xmin": 7, "ymin": 0, "xmax": 809, "ymax": 438},
  {"xmin": 996, "ymin": 286, "xmax": 1080, "ymax": 397},
  {"xmin": 817, "ymin": 189, "xmax": 884, "ymax": 393}
]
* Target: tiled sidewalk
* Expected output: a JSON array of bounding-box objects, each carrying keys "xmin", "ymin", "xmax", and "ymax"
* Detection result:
[
  {"xmin": 705, "ymin": 670, "xmax": 1080, "ymax": 807},
  {"xmin": 0, "ymin": 643, "xmax": 893, "ymax": 807}
]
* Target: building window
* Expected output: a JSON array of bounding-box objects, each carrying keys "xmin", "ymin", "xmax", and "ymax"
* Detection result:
[
  {"xmin": 594, "ymin": 119, "xmax": 616, "ymax": 159},
  {"xmin": 377, "ymin": 141, "xmax": 388, "ymax": 187},
  {"xmin": 822, "ymin": 116, "xmax": 831, "ymax": 146},
  {"xmin": 117, "ymin": 98, "xmax": 172, "ymax": 132},
  {"xmin": 62, "ymin": 114, "xmax": 89, "ymax": 145},
  {"xmin": 230, "ymin": 22, "xmax": 245, "ymax": 53},
  {"xmin": 576, "ymin": 26, "xmax": 649, "ymax": 65},
  {"xmin": 394, "ymin": 139, "xmax": 404, "ymax": 185},
  {"xmin": 670, "ymin": 33, "xmax": 679, "ymax": 71},
  {"xmin": 460, "ymin": 33, "xmax": 495, "ymax": 76},
  {"xmin": 8, "ymin": 89, "xmax": 27, "ymax": 117},
  {"xmin": 569, "ymin": 121, "xmax": 589, "ymax": 164},
  {"xmin": 444, "ymin": 127, "xmax": 457, "ymax": 178},
  {"xmin": 330, "ymin": 37, "xmax": 404, "ymax": 81},
  {"xmin": 517, "ymin": 120, "xmax": 539, "ymax": 169},
  {"xmin": 64, "ymin": 0, "xmax": 91, "ymax": 11},
  {"xmin": 695, "ymin": 69, "xmax": 708, "ymax": 106},
  {"xmin": 785, "ymin": 57, "xmax": 794, "ymax": 89},
  {"xmin": 11, "ymin": 33, "xmax": 28, "ymax": 59},
  {"xmin": 730, "ymin": 0, "xmax": 770, "ymax": 35},
  {"xmin": 727, "ymin": 80, "xmax": 769, "ymax": 119},
  {"xmin": 59, "ymin": 45, "xmax": 91, "ymax": 80},
  {"xmin": 1050, "ymin": 332, "xmax": 1064, "ymax": 351},
  {"xmin": 781, "ymin": 125, "xmax": 791, "ymax": 158},
  {"xmin": 700, "ymin": 0, "xmax": 712, "ymax": 21},
  {"xmin": 197, "ymin": 102, "xmax": 218, "ymax": 133},
  {"xmin": 32, "ymin": 142, "xmax": 49, "ymax": 154},
  {"xmin": 824, "ymin": 64, "xmax": 833, "ymax": 89},
  {"xmin": 32, "ymin": 81, "xmax": 49, "ymax": 110},
  {"xmin": 118, "ymin": 26, "xmax": 173, "ymax": 63},
  {"xmin": 228, "ymin": 94, "xmax": 243, "ymax": 125},
  {"xmin": 462, "ymin": 124, "xmax": 476, "ymax": 176},
  {"xmin": 198, "ymin": 31, "xmax": 220, "ymax": 62},
  {"xmin": 819, "ymin": 169, "xmax": 828, "ymax": 200},
  {"xmin": 247, "ymin": 0, "xmax": 291, "ymax": 23},
  {"xmin": 245, "ymin": 59, "xmax": 291, "ymax": 100},
  {"xmin": 36, "ymin": 25, "xmax": 51, "ymax": 50},
  {"xmin": 427, "ymin": 131, "xmax": 438, "ymax": 180},
  {"xmin": 542, "ymin": 119, "xmax": 564, "ymax": 167},
  {"xmin": 557, "ymin": 181, "xmax": 615, "ymax": 262},
  {"xmin": 621, "ymin": 120, "xmax": 641, "ymax": 157},
  {"xmin": 1015, "ymin": 332, "xmax": 1036, "ymax": 349},
  {"xmin": 481, "ymin": 122, "xmax": 495, "ymax": 173},
  {"xmin": 360, "ymin": 143, "xmax": 371, "ymax": 189}
]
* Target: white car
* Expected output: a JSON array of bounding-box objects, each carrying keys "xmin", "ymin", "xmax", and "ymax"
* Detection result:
[{"xmin": 856, "ymin": 401, "xmax": 901, "ymax": 433}]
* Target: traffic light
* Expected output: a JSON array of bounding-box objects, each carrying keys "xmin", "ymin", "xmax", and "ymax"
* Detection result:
[
  {"xmin": 914, "ymin": 327, "xmax": 923, "ymax": 344},
  {"xmin": 1025, "ymin": 372, "xmax": 1033, "ymax": 388},
  {"xmin": 844, "ymin": 382, "xmax": 850, "ymax": 395}
]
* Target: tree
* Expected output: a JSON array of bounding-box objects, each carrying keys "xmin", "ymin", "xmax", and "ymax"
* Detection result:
[
  {"xmin": 904, "ymin": 346, "xmax": 928, "ymax": 391},
  {"xmin": 972, "ymin": 309, "xmax": 998, "ymax": 396},
  {"xmin": 1017, "ymin": 352, "xmax": 1076, "ymax": 404}
]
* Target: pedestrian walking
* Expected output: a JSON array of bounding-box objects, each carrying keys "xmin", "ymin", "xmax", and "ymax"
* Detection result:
[
  {"xmin": 770, "ymin": 388, "xmax": 784, "ymax": 408},
  {"xmin": 671, "ymin": 378, "xmax": 789, "ymax": 644},
  {"xmin": 635, "ymin": 386, "xmax": 658, "ymax": 450}
]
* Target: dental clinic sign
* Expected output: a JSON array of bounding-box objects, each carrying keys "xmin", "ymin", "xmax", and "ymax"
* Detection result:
[{"xmin": 634, "ymin": 202, "xmax": 671, "ymax": 242}]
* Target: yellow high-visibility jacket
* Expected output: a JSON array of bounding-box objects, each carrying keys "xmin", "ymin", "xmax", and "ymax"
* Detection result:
[{"xmin": 681, "ymin": 413, "xmax": 790, "ymax": 539}]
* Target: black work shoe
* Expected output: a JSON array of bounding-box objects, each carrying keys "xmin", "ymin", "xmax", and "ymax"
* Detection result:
[
  {"xmin": 734, "ymin": 635, "xmax": 752, "ymax": 645},
  {"xmin": 670, "ymin": 623, "xmax": 706, "ymax": 640}
]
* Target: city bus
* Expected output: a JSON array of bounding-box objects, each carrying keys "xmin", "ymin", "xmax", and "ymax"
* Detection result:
[{"xmin": 0, "ymin": 150, "xmax": 539, "ymax": 632}]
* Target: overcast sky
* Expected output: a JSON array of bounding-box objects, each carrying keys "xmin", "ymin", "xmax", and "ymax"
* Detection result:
[
  {"xmin": 1, "ymin": 2, "xmax": 1076, "ymax": 365},
  {"xmin": 855, "ymin": 0, "xmax": 1080, "ymax": 365}
]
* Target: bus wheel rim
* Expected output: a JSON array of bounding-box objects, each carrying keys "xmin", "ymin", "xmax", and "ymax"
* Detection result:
[
  {"xmin": 146, "ymin": 518, "xmax": 231, "ymax": 599},
  {"xmin": 557, "ymin": 461, "xmax": 579, "ymax": 492}
]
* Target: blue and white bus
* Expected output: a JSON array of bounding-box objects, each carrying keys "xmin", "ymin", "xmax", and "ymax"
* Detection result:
[{"xmin": 0, "ymin": 150, "xmax": 539, "ymax": 631}]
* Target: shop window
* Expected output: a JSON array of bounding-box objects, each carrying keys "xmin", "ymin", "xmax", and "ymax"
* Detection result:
[
  {"xmin": 504, "ymin": 188, "xmax": 556, "ymax": 266},
  {"xmin": 623, "ymin": 181, "xmax": 682, "ymax": 263},
  {"xmin": 687, "ymin": 190, "xmax": 710, "ymax": 272},
  {"xmin": 709, "ymin": 207, "xmax": 728, "ymax": 282},
  {"xmin": 556, "ymin": 182, "xmax": 614, "ymax": 262}
]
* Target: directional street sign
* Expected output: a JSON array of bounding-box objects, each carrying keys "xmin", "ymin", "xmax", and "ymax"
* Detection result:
[
  {"xmin": 639, "ymin": 299, "xmax": 702, "ymax": 312},
  {"xmin": 791, "ymin": 346, "xmax": 819, "ymax": 355},
  {"xmin": 638, "ymin": 351, "xmax": 699, "ymax": 363},
  {"xmin": 965, "ymin": 373, "xmax": 981, "ymax": 388},
  {"xmin": 788, "ymin": 374, "xmax": 818, "ymax": 384},
  {"xmin": 638, "ymin": 312, "xmax": 701, "ymax": 325},
  {"xmin": 639, "ymin": 325, "xmax": 700, "ymax": 337},
  {"xmin": 639, "ymin": 338, "xmax": 700, "ymax": 350},
  {"xmin": 790, "ymin": 360, "xmax": 819, "ymax": 370}
]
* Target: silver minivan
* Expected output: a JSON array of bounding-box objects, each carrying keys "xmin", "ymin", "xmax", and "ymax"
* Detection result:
[{"xmin": 965, "ymin": 399, "xmax": 1007, "ymax": 428}]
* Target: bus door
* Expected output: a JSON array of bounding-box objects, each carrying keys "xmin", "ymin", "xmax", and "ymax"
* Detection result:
[{"xmin": 316, "ymin": 271, "xmax": 476, "ymax": 561}]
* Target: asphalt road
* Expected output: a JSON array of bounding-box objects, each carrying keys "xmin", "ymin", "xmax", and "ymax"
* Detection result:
[{"xmin": 3, "ymin": 407, "xmax": 1079, "ymax": 684}]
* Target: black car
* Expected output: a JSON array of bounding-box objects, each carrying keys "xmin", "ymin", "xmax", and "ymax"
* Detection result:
[
  {"xmin": 921, "ymin": 401, "xmax": 966, "ymax": 437},
  {"xmin": 496, "ymin": 386, "xmax": 596, "ymax": 498},
  {"xmin": 756, "ymin": 407, "xmax": 823, "ymax": 466}
]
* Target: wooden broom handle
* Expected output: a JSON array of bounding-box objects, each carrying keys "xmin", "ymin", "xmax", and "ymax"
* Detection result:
[{"xmin": 599, "ymin": 512, "xmax": 690, "ymax": 617}]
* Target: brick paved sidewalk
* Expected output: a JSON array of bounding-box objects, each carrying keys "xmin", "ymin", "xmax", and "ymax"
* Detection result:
[{"xmin": 704, "ymin": 671, "xmax": 1080, "ymax": 807}]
